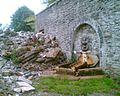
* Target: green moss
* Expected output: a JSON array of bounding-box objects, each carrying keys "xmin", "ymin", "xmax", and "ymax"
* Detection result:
[
  {"xmin": 33, "ymin": 77, "xmax": 119, "ymax": 95},
  {"xmin": 4, "ymin": 50, "xmax": 21, "ymax": 64}
]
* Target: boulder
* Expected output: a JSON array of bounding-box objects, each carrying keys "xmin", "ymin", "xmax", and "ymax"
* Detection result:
[
  {"xmin": 36, "ymin": 58, "xmax": 45, "ymax": 63},
  {"xmin": 44, "ymin": 36, "xmax": 51, "ymax": 44},
  {"xmin": 45, "ymin": 47, "xmax": 61, "ymax": 58},
  {"xmin": 17, "ymin": 76, "xmax": 32, "ymax": 84},
  {"xmin": 15, "ymin": 46, "xmax": 32, "ymax": 56},
  {"xmin": 15, "ymin": 82, "xmax": 35, "ymax": 93},
  {"xmin": 1, "ymin": 50, "xmax": 11, "ymax": 57},
  {"xmin": 4, "ymin": 39, "xmax": 14, "ymax": 45},
  {"xmin": 2, "ymin": 69, "xmax": 14, "ymax": 76},
  {"xmin": 49, "ymin": 34, "xmax": 56, "ymax": 41}
]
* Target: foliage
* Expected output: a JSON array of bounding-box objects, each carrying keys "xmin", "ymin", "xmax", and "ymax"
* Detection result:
[
  {"xmin": 10, "ymin": 6, "xmax": 35, "ymax": 32},
  {"xmin": 33, "ymin": 76, "xmax": 119, "ymax": 95},
  {"xmin": 48, "ymin": 0, "xmax": 56, "ymax": 5},
  {"xmin": 4, "ymin": 50, "xmax": 21, "ymax": 64},
  {"xmin": 24, "ymin": 15, "xmax": 35, "ymax": 31},
  {"xmin": 0, "ymin": 23, "xmax": 3, "ymax": 32},
  {"xmin": 43, "ymin": 0, "xmax": 56, "ymax": 5}
]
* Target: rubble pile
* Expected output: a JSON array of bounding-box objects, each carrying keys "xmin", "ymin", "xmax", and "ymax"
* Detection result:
[
  {"xmin": 0, "ymin": 31, "xmax": 66, "ymax": 95},
  {"xmin": 2, "ymin": 31, "xmax": 66, "ymax": 71}
]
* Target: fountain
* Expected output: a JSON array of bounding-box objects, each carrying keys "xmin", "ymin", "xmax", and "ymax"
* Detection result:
[{"xmin": 55, "ymin": 36, "xmax": 104, "ymax": 76}]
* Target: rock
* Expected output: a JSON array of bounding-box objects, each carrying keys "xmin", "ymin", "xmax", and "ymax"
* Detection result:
[
  {"xmin": 36, "ymin": 58, "xmax": 45, "ymax": 63},
  {"xmin": 32, "ymin": 46, "xmax": 44, "ymax": 52},
  {"xmin": 22, "ymin": 38, "xmax": 34, "ymax": 46},
  {"xmin": 16, "ymin": 82, "xmax": 35, "ymax": 92},
  {"xmin": 0, "ymin": 33, "xmax": 5, "ymax": 37},
  {"xmin": 21, "ymin": 86, "xmax": 35, "ymax": 93},
  {"xmin": 49, "ymin": 34, "xmax": 56, "ymax": 41},
  {"xmin": 15, "ymin": 72, "xmax": 24, "ymax": 76},
  {"xmin": 44, "ymin": 36, "xmax": 51, "ymax": 44},
  {"xmin": 13, "ymin": 88, "xmax": 22, "ymax": 93},
  {"xmin": 51, "ymin": 41, "xmax": 59, "ymax": 47},
  {"xmin": 46, "ymin": 47, "xmax": 61, "ymax": 58},
  {"xmin": 1, "ymin": 50, "xmax": 11, "ymax": 57},
  {"xmin": 19, "ymin": 51, "xmax": 38, "ymax": 61},
  {"xmin": 15, "ymin": 46, "xmax": 32, "ymax": 56},
  {"xmin": 4, "ymin": 39, "xmax": 14, "ymax": 45},
  {"xmin": 17, "ymin": 76, "xmax": 32, "ymax": 85},
  {"xmin": 89, "ymin": 54, "xmax": 99, "ymax": 67},
  {"xmin": 16, "ymin": 82, "xmax": 32, "ymax": 87},
  {"xmin": 0, "ymin": 60, "xmax": 5, "ymax": 69},
  {"xmin": 2, "ymin": 69, "xmax": 14, "ymax": 76},
  {"xmin": 3, "ymin": 76, "xmax": 13, "ymax": 83},
  {"xmin": 27, "ymin": 75, "xmax": 33, "ymax": 80}
]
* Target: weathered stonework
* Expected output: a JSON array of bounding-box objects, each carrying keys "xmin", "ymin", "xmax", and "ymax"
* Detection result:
[{"xmin": 36, "ymin": 0, "xmax": 120, "ymax": 76}]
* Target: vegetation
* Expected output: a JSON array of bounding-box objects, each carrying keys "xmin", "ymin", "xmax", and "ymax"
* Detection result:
[
  {"xmin": 4, "ymin": 50, "xmax": 21, "ymax": 64},
  {"xmin": 33, "ymin": 76, "xmax": 119, "ymax": 95},
  {"xmin": 43, "ymin": 0, "xmax": 56, "ymax": 5},
  {"xmin": 10, "ymin": 6, "xmax": 35, "ymax": 32},
  {"xmin": 24, "ymin": 15, "xmax": 35, "ymax": 31},
  {"xmin": 48, "ymin": 0, "xmax": 56, "ymax": 5}
]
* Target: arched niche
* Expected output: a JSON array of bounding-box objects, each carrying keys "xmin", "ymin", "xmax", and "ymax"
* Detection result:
[{"xmin": 73, "ymin": 23, "xmax": 100, "ymax": 66}]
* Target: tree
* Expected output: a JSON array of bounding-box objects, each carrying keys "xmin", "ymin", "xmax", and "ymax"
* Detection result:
[
  {"xmin": 24, "ymin": 15, "xmax": 35, "ymax": 31},
  {"xmin": 48, "ymin": 0, "xmax": 56, "ymax": 5},
  {"xmin": 10, "ymin": 6, "xmax": 35, "ymax": 32},
  {"xmin": 43, "ymin": 0, "xmax": 56, "ymax": 5},
  {"xmin": 0, "ymin": 23, "xmax": 3, "ymax": 32}
]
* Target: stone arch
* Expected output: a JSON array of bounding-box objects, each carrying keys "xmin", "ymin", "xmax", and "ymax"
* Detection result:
[{"xmin": 72, "ymin": 22, "xmax": 103, "ymax": 67}]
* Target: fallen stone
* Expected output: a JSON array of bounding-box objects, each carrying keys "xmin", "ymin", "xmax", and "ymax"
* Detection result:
[
  {"xmin": 44, "ymin": 36, "xmax": 51, "ymax": 44},
  {"xmin": 16, "ymin": 81, "xmax": 32, "ymax": 87},
  {"xmin": 1, "ymin": 50, "xmax": 11, "ymax": 57},
  {"xmin": 46, "ymin": 47, "xmax": 61, "ymax": 58},
  {"xmin": 27, "ymin": 75, "xmax": 33, "ymax": 80},
  {"xmin": 13, "ymin": 88, "xmax": 22, "ymax": 93},
  {"xmin": 2, "ymin": 69, "xmax": 14, "ymax": 76},
  {"xmin": 36, "ymin": 58, "xmax": 45, "ymax": 63},
  {"xmin": 49, "ymin": 34, "xmax": 56, "ymax": 41},
  {"xmin": 15, "ymin": 46, "xmax": 32, "ymax": 56},
  {"xmin": 0, "ymin": 60, "xmax": 5, "ymax": 69},
  {"xmin": 21, "ymin": 86, "xmax": 35, "ymax": 93},
  {"xmin": 16, "ymin": 82, "xmax": 35, "ymax": 93},
  {"xmin": 0, "ymin": 57, "xmax": 3, "ymax": 61},
  {"xmin": 17, "ymin": 76, "xmax": 32, "ymax": 85},
  {"xmin": 76, "ymin": 67, "xmax": 104, "ymax": 76}
]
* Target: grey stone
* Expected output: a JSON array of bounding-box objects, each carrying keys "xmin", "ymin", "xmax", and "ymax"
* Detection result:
[
  {"xmin": 0, "ymin": 61, "xmax": 5, "ymax": 69},
  {"xmin": 13, "ymin": 88, "xmax": 22, "ymax": 93},
  {"xmin": 45, "ymin": 47, "xmax": 61, "ymax": 58},
  {"xmin": 16, "ymin": 82, "xmax": 35, "ymax": 93},
  {"xmin": 17, "ymin": 76, "xmax": 32, "ymax": 85},
  {"xmin": 2, "ymin": 69, "xmax": 14, "ymax": 76}
]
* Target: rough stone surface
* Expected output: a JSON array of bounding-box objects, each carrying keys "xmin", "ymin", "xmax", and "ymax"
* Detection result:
[{"xmin": 36, "ymin": 0, "xmax": 120, "ymax": 76}]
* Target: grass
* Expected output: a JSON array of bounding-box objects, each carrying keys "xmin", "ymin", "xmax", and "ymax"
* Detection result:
[{"xmin": 33, "ymin": 76, "xmax": 119, "ymax": 95}]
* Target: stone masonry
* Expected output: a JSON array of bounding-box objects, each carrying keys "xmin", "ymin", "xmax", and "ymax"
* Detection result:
[{"xmin": 36, "ymin": 0, "xmax": 120, "ymax": 76}]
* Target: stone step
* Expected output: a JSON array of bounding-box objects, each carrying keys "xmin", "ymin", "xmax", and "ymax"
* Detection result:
[
  {"xmin": 41, "ymin": 74, "xmax": 106, "ymax": 80},
  {"xmin": 76, "ymin": 67, "xmax": 104, "ymax": 76},
  {"xmin": 55, "ymin": 67, "xmax": 104, "ymax": 76}
]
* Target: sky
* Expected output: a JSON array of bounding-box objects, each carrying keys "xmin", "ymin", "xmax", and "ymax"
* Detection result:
[{"xmin": 0, "ymin": 0, "xmax": 47, "ymax": 26}]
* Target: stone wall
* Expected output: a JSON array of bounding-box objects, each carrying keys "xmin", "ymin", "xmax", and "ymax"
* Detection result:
[{"xmin": 36, "ymin": 0, "xmax": 120, "ymax": 76}]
